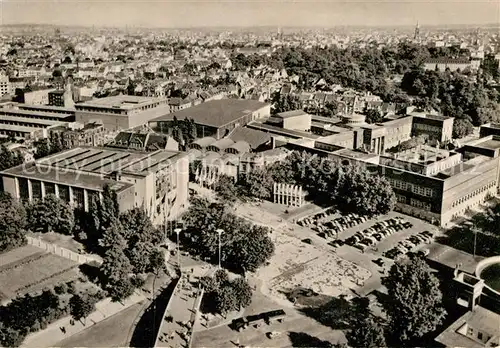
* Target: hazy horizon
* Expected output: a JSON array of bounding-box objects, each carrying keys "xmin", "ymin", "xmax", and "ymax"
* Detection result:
[{"xmin": 1, "ymin": 0, "xmax": 499, "ymax": 29}]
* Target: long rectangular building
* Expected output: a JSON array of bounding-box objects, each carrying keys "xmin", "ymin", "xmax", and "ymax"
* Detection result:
[
  {"xmin": 1, "ymin": 144, "xmax": 189, "ymax": 222},
  {"xmin": 0, "ymin": 106, "xmax": 74, "ymax": 140},
  {"xmin": 75, "ymin": 95, "xmax": 170, "ymax": 131},
  {"xmin": 149, "ymin": 99, "xmax": 271, "ymax": 140}
]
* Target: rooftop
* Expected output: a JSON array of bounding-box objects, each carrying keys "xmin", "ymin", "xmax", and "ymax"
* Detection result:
[
  {"xmin": 2, "ymin": 162, "xmax": 134, "ymax": 193},
  {"xmin": 435, "ymin": 306, "xmax": 500, "ymax": 348},
  {"xmin": 17, "ymin": 104, "xmax": 76, "ymax": 113},
  {"xmin": 0, "ymin": 108, "xmax": 73, "ymax": 119},
  {"xmin": 28, "ymin": 146, "xmax": 183, "ymax": 177},
  {"xmin": 482, "ymin": 123, "xmax": 500, "ymax": 130},
  {"xmin": 276, "ymin": 110, "xmax": 309, "ymax": 119},
  {"xmin": 150, "ymin": 99, "xmax": 269, "ymax": 128},
  {"xmin": 76, "ymin": 95, "xmax": 163, "ymax": 110},
  {"xmin": 473, "ymin": 138, "xmax": 500, "ymax": 151},
  {"xmin": 248, "ymin": 121, "xmax": 320, "ymax": 140},
  {"xmin": 394, "ymin": 146, "xmax": 450, "ymax": 165},
  {"xmin": 334, "ymin": 148, "xmax": 379, "ymax": 161},
  {"xmin": 228, "ymin": 127, "xmax": 271, "ymax": 149}
]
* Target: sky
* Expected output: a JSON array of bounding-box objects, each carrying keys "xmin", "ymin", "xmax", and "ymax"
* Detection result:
[{"xmin": 0, "ymin": 0, "xmax": 499, "ymax": 28}]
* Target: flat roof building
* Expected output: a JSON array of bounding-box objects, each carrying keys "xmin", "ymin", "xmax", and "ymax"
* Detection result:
[
  {"xmin": 149, "ymin": 99, "xmax": 271, "ymax": 140},
  {"xmin": 1, "ymin": 140, "xmax": 189, "ymax": 223},
  {"xmin": 0, "ymin": 106, "xmax": 74, "ymax": 140},
  {"xmin": 75, "ymin": 95, "xmax": 170, "ymax": 131}
]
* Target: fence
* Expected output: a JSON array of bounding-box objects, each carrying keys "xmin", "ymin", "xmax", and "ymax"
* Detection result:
[
  {"xmin": 273, "ymin": 182, "xmax": 306, "ymax": 207},
  {"xmin": 26, "ymin": 236, "xmax": 102, "ymax": 265}
]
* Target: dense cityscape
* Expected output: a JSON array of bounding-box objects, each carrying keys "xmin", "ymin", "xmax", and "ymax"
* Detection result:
[{"xmin": 0, "ymin": 12, "xmax": 500, "ymax": 348}]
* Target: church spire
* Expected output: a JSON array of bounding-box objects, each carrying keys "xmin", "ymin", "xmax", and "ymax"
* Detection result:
[{"xmin": 414, "ymin": 21, "xmax": 420, "ymax": 41}]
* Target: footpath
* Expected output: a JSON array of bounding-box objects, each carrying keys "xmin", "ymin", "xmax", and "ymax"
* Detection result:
[
  {"xmin": 155, "ymin": 264, "xmax": 211, "ymax": 348},
  {"xmin": 21, "ymin": 291, "xmax": 147, "ymax": 348}
]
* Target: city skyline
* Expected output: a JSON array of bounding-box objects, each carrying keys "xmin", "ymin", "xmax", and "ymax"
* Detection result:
[{"xmin": 1, "ymin": 0, "xmax": 499, "ymax": 29}]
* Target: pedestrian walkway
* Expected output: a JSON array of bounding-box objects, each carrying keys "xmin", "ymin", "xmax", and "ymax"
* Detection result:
[
  {"xmin": 21, "ymin": 291, "xmax": 147, "ymax": 348},
  {"xmin": 155, "ymin": 265, "xmax": 212, "ymax": 348}
]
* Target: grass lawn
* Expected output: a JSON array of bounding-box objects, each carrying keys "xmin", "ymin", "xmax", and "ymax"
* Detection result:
[
  {"xmin": 0, "ymin": 245, "xmax": 43, "ymax": 268},
  {"xmin": 28, "ymin": 232, "xmax": 85, "ymax": 253},
  {"xmin": 0, "ymin": 249, "xmax": 80, "ymax": 300}
]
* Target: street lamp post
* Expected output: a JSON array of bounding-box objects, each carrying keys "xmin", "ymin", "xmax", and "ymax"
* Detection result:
[
  {"xmin": 216, "ymin": 229, "xmax": 224, "ymax": 269},
  {"xmin": 473, "ymin": 227, "xmax": 478, "ymax": 259},
  {"xmin": 174, "ymin": 228, "xmax": 182, "ymax": 271}
]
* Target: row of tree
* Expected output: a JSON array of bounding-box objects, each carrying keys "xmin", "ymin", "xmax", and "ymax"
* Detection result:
[
  {"xmin": 78, "ymin": 187, "xmax": 167, "ymax": 302},
  {"xmin": 0, "ymin": 289, "xmax": 68, "ymax": 347},
  {"xmin": 234, "ymin": 151, "xmax": 396, "ymax": 217},
  {"xmin": 0, "ymin": 185, "xmax": 167, "ymax": 303},
  {"xmin": 400, "ymin": 69, "xmax": 499, "ymax": 133},
  {"xmin": 181, "ymin": 197, "xmax": 275, "ymax": 274}
]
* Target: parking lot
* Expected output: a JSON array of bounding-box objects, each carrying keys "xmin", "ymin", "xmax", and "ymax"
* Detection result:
[{"xmin": 296, "ymin": 208, "xmax": 437, "ymax": 262}]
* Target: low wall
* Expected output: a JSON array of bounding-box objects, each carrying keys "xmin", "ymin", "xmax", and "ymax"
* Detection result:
[{"xmin": 26, "ymin": 236, "xmax": 101, "ymax": 265}]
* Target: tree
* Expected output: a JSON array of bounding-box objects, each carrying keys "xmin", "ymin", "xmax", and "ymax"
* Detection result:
[
  {"xmin": 34, "ymin": 139, "xmax": 51, "ymax": 159},
  {"xmin": 182, "ymin": 198, "xmax": 274, "ymax": 273},
  {"xmin": 346, "ymin": 316, "xmax": 386, "ymax": 348},
  {"xmin": 271, "ymin": 92, "xmax": 302, "ymax": 114},
  {"xmin": 127, "ymin": 241, "xmax": 155, "ymax": 274},
  {"xmin": 0, "ymin": 325, "xmax": 24, "ymax": 347},
  {"xmin": 337, "ymin": 165, "xmax": 396, "ymax": 216},
  {"xmin": 120, "ymin": 208, "xmax": 160, "ymax": 247},
  {"xmin": 85, "ymin": 184, "xmax": 119, "ymax": 253},
  {"xmin": 149, "ymin": 248, "xmax": 166, "ymax": 275},
  {"xmin": 0, "ymin": 193, "xmax": 27, "ymax": 253},
  {"xmin": 382, "ymin": 255, "xmax": 446, "ymax": 343},
  {"xmin": 452, "ymin": 118, "xmax": 474, "ymax": 139},
  {"xmin": 100, "ymin": 246, "xmax": 133, "ymax": 284},
  {"xmin": 240, "ymin": 168, "xmax": 273, "ymax": 200},
  {"xmin": 214, "ymin": 284, "xmax": 237, "ymax": 315},
  {"xmin": 203, "ymin": 271, "xmax": 253, "ymax": 315},
  {"xmin": 365, "ymin": 108, "xmax": 384, "ymax": 124},
  {"xmin": 0, "ymin": 145, "xmax": 23, "ymax": 171},
  {"xmin": 98, "ymin": 218, "xmax": 127, "ymax": 251},
  {"xmin": 230, "ymin": 277, "xmax": 253, "ymax": 310},
  {"xmin": 107, "ymin": 276, "xmax": 135, "ymax": 302},
  {"xmin": 27, "ymin": 194, "xmax": 74, "ymax": 234},
  {"xmin": 214, "ymin": 175, "xmax": 239, "ymax": 204},
  {"xmin": 227, "ymin": 225, "xmax": 275, "ymax": 273},
  {"xmin": 69, "ymin": 294, "xmax": 95, "ymax": 325}
]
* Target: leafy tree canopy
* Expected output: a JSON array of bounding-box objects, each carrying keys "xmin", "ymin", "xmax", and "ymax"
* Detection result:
[{"xmin": 382, "ymin": 255, "xmax": 447, "ymax": 343}]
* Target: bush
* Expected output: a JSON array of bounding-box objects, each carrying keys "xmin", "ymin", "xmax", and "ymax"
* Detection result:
[
  {"xmin": 131, "ymin": 275, "xmax": 146, "ymax": 289},
  {"xmin": 54, "ymin": 283, "xmax": 68, "ymax": 295},
  {"xmin": 66, "ymin": 281, "xmax": 76, "ymax": 294}
]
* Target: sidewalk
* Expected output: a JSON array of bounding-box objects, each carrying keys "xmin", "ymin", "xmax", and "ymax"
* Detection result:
[{"xmin": 21, "ymin": 291, "xmax": 147, "ymax": 348}]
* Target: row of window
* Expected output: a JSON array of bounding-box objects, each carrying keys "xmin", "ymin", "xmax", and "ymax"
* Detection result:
[
  {"xmin": 18, "ymin": 178, "xmax": 96, "ymax": 208},
  {"xmin": 413, "ymin": 124, "xmax": 441, "ymax": 132},
  {"xmin": 388, "ymin": 178, "xmax": 434, "ymax": 197},
  {"xmin": 410, "ymin": 198, "xmax": 432, "ymax": 211},
  {"xmin": 451, "ymin": 182, "xmax": 496, "ymax": 208}
]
